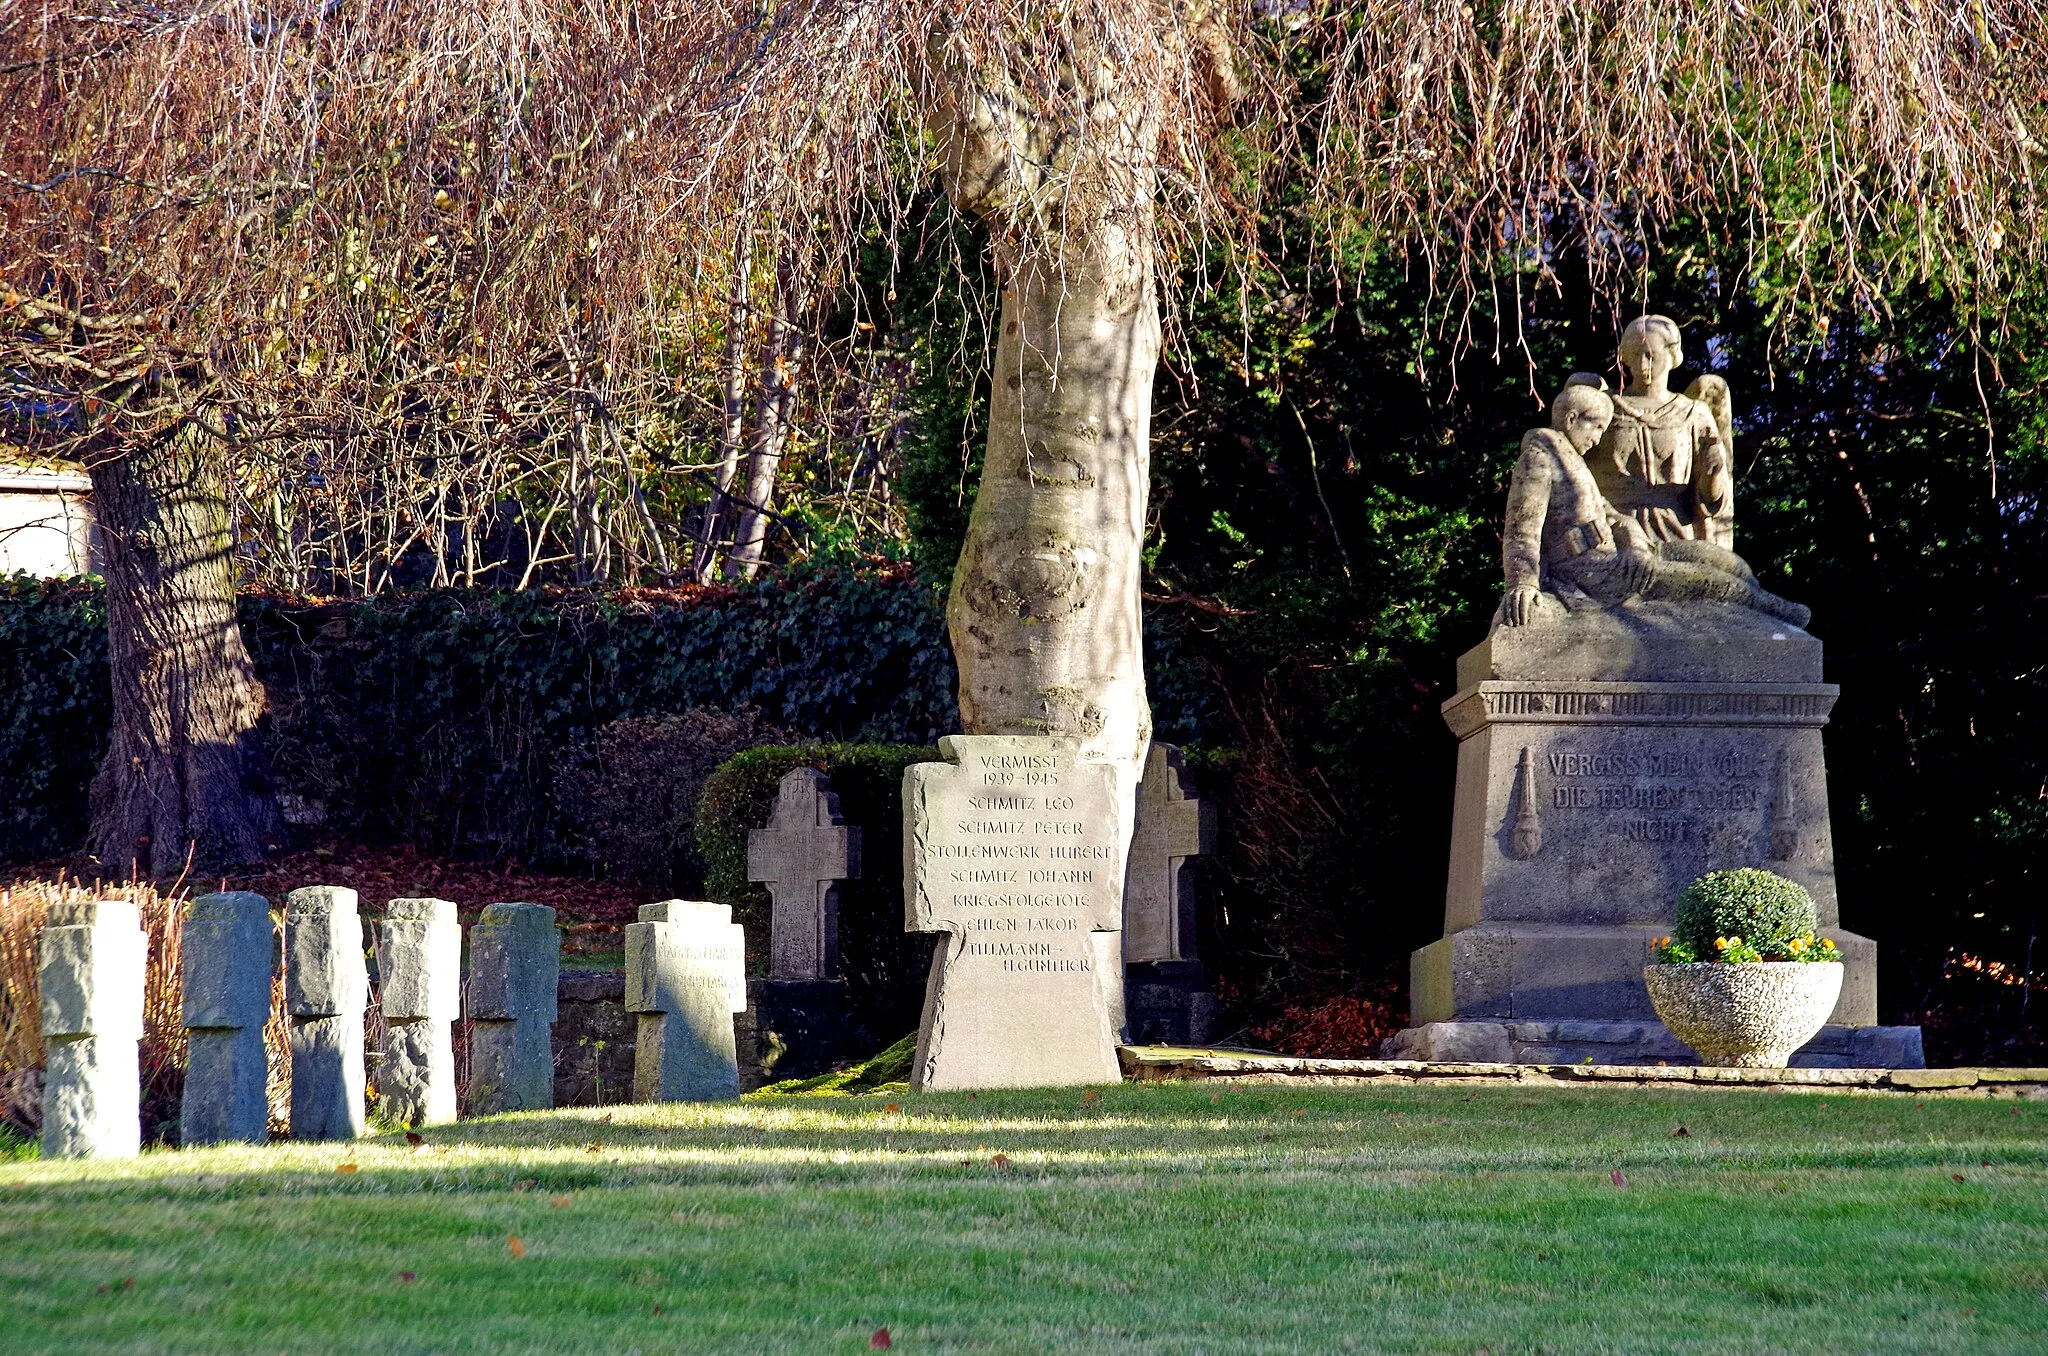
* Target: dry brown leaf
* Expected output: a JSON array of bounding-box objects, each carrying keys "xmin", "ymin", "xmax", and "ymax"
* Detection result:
[
  {"xmin": 508, "ymin": 1234, "xmax": 527, "ymax": 1258},
  {"xmin": 551, "ymin": 1195, "xmax": 573, "ymax": 1208},
  {"xmin": 335, "ymin": 1162, "xmax": 359, "ymax": 1174},
  {"xmin": 1609, "ymin": 1169, "xmax": 1628, "ymax": 1188},
  {"xmin": 869, "ymin": 1328, "xmax": 892, "ymax": 1348}
]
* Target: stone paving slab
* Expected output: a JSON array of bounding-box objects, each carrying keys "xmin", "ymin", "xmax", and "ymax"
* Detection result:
[{"xmin": 1119, "ymin": 1046, "xmax": 2048, "ymax": 1097}]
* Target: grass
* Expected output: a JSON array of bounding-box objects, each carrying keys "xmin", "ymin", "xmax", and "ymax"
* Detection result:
[{"xmin": 1, "ymin": 1083, "xmax": 2044, "ymax": 1354}]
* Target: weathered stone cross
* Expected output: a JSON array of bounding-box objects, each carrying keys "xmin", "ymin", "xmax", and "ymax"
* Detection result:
[
  {"xmin": 1122, "ymin": 742, "xmax": 1217, "ymax": 964},
  {"xmin": 748, "ymin": 768, "xmax": 862, "ymax": 981}
]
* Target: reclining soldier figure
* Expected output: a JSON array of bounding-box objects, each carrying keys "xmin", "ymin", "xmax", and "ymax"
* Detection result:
[{"xmin": 1501, "ymin": 383, "xmax": 1810, "ymax": 629}]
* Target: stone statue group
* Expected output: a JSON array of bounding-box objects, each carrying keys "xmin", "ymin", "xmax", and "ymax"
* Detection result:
[{"xmin": 1501, "ymin": 315, "xmax": 1808, "ymax": 629}]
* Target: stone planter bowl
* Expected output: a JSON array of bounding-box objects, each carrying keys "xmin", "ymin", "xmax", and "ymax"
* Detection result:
[{"xmin": 1643, "ymin": 962, "xmax": 1843, "ymax": 1068}]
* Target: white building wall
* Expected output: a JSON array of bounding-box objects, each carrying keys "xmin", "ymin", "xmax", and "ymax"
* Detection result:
[{"xmin": 0, "ymin": 467, "xmax": 95, "ymax": 577}]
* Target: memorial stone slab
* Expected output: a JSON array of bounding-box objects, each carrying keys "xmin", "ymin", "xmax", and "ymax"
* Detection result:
[
  {"xmin": 181, "ymin": 892, "xmax": 274, "ymax": 1146},
  {"xmin": 39, "ymin": 899, "xmax": 145, "ymax": 1158},
  {"xmin": 904, "ymin": 735, "xmax": 1124, "ymax": 1090},
  {"xmin": 748, "ymin": 768, "xmax": 862, "ymax": 981},
  {"xmin": 285, "ymin": 886, "xmax": 367, "ymax": 1140},
  {"xmin": 377, "ymin": 897, "xmax": 461, "ymax": 1126},
  {"xmin": 1122, "ymin": 742, "xmax": 1216, "ymax": 964},
  {"xmin": 625, "ymin": 900, "xmax": 747, "ymax": 1101},
  {"xmin": 467, "ymin": 902, "xmax": 560, "ymax": 1114}
]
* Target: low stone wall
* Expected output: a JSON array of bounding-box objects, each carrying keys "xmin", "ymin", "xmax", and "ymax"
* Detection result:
[
  {"xmin": 1119, "ymin": 1046, "xmax": 2048, "ymax": 1097},
  {"xmin": 551, "ymin": 971, "xmax": 882, "ymax": 1101}
]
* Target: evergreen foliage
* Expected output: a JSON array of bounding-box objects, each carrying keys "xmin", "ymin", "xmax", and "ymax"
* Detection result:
[
  {"xmin": 1674, "ymin": 870, "xmax": 1821, "ymax": 960},
  {"xmin": 695, "ymin": 742, "xmax": 941, "ymax": 1038}
]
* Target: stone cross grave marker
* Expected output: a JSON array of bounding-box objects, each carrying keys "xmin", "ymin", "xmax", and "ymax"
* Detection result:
[
  {"xmin": 378, "ymin": 897, "xmax": 461, "ymax": 1127},
  {"xmin": 1121, "ymin": 742, "xmax": 1217, "ymax": 964},
  {"xmin": 467, "ymin": 902, "xmax": 560, "ymax": 1114},
  {"xmin": 39, "ymin": 898, "xmax": 146, "ymax": 1159},
  {"xmin": 182, "ymin": 892, "xmax": 274, "ymax": 1146},
  {"xmin": 904, "ymin": 735, "xmax": 1124, "ymax": 1090},
  {"xmin": 285, "ymin": 886, "xmax": 367, "ymax": 1141},
  {"xmin": 626, "ymin": 900, "xmax": 747, "ymax": 1101},
  {"xmin": 748, "ymin": 768, "xmax": 861, "ymax": 981}
]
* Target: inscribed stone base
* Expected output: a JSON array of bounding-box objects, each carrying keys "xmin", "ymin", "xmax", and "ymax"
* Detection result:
[
  {"xmin": 1411, "ymin": 922, "xmax": 1878, "ymax": 1027},
  {"xmin": 904, "ymin": 736, "xmax": 1126, "ymax": 1092},
  {"xmin": 913, "ymin": 930, "xmax": 1123, "ymax": 1091},
  {"xmin": 1415, "ymin": 603, "xmax": 1900, "ymax": 1040},
  {"xmin": 41, "ymin": 1035, "xmax": 139, "ymax": 1159},
  {"xmin": 289, "ymin": 1014, "xmax": 366, "ymax": 1140},
  {"xmin": 469, "ymin": 1018, "xmax": 554, "ymax": 1115},
  {"xmin": 382, "ymin": 1020, "xmax": 457, "ymax": 1126},
  {"xmin": 182, "ymin": 1026, "xmax": 270, "ymax": 1145},
  {"xmin": 1124, "ymin": 961, "xmax": 1218, "ymax": 1047},
  {"xmin": 1383, "ymin": 1019, "xmax": 1927, "ymax": 1069}
]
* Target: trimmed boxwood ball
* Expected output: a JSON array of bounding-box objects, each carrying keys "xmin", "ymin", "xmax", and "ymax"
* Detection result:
[{"xmin": 1674, "ymin": 868, "xmax": 1818, "ymax": 959}]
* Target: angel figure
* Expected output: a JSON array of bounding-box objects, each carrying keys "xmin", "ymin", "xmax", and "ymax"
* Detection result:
[
  {"xmin": 1581, "ymin": 316, "xmax": 1735, "ymax": 549},
  {"xmin": 1501, "ymin": 383, "xmax": 1808, "ymax": 629}
]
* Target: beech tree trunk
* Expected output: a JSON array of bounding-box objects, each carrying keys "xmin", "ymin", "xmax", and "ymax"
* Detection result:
[
  {"xmin": 945, "ymin": 251, "xmax": 1157, "ymax": 773},
  {"xmin": 726, "ymin": 255, "xmax": 805, "ymax": 581},
  {"xmin": 926, "ymin": 32, "xmax": 1169, "ymax": 788},
  {"xmin": 87, "ymin": 424, "xmax": 286, "ymax": 878},
  {"xmin": 695, "ymin": 230, "xmax": 753, "ymax": 584}
]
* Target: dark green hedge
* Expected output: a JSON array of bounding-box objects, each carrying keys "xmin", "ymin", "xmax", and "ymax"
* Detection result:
[
  {"xmin": 697, "ymin": 742, "xmax": 943, "ymax": 1037},
  {"xmin": 0, "ymin": 562, "xmax": 960, "ymax": 864},
  {"xmin": 0, "ymin": 576, "xmax": 109, "ymax": 861}
]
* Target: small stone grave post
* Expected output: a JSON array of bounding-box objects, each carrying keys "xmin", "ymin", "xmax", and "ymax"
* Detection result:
[
  {"xmin": 904, "ymin": 736, "xmax": 1124, "ymax": 1090},
  {"xmin": 626, "ymin": 901, "xmax": 746, "ymax": 1101},
  {"xmin": 285, "ymin": 886, "xmax": 368, "ymax": 1141},
  {"xmin": 181, "ymin": 892, "xmax": 275, "ymax": 1146},
  {"xmin": 748, "ymin": 768, "xmax": 861, "ymax": 981},
  {"xmin": 377, "ymin": 897, "xmax": 461, "ymax": 1126},
  {"xmin": 39, "ymin": 899, "xmax": 146, "ymax": 1159},
  {"xmin": 1122, "ymin": 742, "xmax": 1217, "ymax": 964},
  {"xmin": 467, "ymin": 902, "xmax": 560, "ymax": 1114}
]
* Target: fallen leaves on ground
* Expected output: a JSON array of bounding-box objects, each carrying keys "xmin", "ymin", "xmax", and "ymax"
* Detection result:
[
  {"xmin": 1610, "ymin": 1170, "xmax": 1628, "ymax": 1188},
  {"xmin": 395, "ymin": 1271, "xmax": 416, "ymax": 1284},
  {"xmin": 507, "ymin": 1234, "xmax": 526, "ymax": 1258},
  {"xmin": 335, "ymin": 1162, "xmax": 358, "ymax": 1174},
  {"xmin": 1669, "ymin": 1126, "xmax": 1689, "ymax": 1138},
  {"xmin": 991, "ymin": 1153, "xmax": 1012, "ymax": 1170},
  {"xmin": 551, "ymin": 1195, "xmax": 573, "ymax": 1208},
  {"xmin": 405, "ymin": 1132, "xmax": 424, "ymax": 1146},
  {"xmin": 870, "ymin": 1328, "xmax": 892, "ymax": 1348}
]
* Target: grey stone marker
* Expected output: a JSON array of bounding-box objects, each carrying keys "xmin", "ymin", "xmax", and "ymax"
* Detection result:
[
  {"xmin": 625, "ymin": 900, "xmax": 747, "ymax": 1101},
  {"xmin": 905, "ymin": 736, "xmax": 1124, "ymax": 1090},
  {"xmin": 467, "ymin": 902, "xmax": 560, "ymax": 1114},
  {"xmin": 1121, "ymin": 742, "xmax": 1216, "ymax": 965},
  {"xmin": 181, "ymin": 892, "xmax": 275, "ymax": 1146},
  {"xmin": 285, "ymin": 886, "xmax": 368, "ymax": 1140},
  {"xmin": 748, "ymin": 768, "xmax": 862, "ymax": 981},
  {"xmin": 377, "ymin": 898, "xmax": 461, "ymax": 1127},
  {"xmin": 39, "ymin": 899, "xmax": 146, "ymax": 1159}
]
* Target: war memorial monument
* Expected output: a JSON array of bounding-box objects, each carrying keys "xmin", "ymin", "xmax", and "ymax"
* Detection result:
[{"xmin": 1389, "ymin": 316, "xmax": 1925, "ymax": 1068}]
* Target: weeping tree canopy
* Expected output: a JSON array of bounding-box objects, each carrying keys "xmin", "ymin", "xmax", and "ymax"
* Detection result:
[
  {"xmin": 3, "ymin": 1, "xmax": 2044, "ymax": 873},
  {"xmin": 3, "ymin": 1, "xmax": 2042, "ymax": 455}
]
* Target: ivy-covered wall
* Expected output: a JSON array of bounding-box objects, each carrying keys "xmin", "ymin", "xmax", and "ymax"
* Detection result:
[{"xmin": 1, "ymin": 561, "xmax": 1218, "ymax": 867}]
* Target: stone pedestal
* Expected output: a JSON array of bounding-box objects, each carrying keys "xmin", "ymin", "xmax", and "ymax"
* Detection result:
[
  {"xmin": 467, "ymin": 903, "xmax": 560, "ymax": 1115},
  {"xmin": 40, "ymin": 900, "xmax": 146, "ymax": 1159},
  {"xmin": 1402, "ymin": 602, "xmax": 1921, "ymax": 1066},
  {"xmin": 285, "ymin": 886, "xmax": 367, "ymax": 1140},
  {"xmin": 181, "ymin": 892, "xmax": 274, "ymax": 1145},
  {"xmin": 377, "ymin": 897, "xmax": 461, "ymax": 1127}
]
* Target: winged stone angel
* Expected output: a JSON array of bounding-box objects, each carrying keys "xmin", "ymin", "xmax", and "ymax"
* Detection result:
[{"xmin": 1580, "ymin": 315, "xmax": 1736, "ymax": 550}]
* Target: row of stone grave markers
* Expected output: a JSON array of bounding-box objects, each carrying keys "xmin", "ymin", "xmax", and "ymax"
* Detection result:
[{"xmin": 39, "ymin": 889, "xmax": 752, "ymax": 1160}]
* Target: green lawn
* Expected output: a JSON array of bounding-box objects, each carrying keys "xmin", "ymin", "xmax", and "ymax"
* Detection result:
[{"xmin": 2, "ymin": 1083, "xmax": 2045, "ymax": 1354}]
